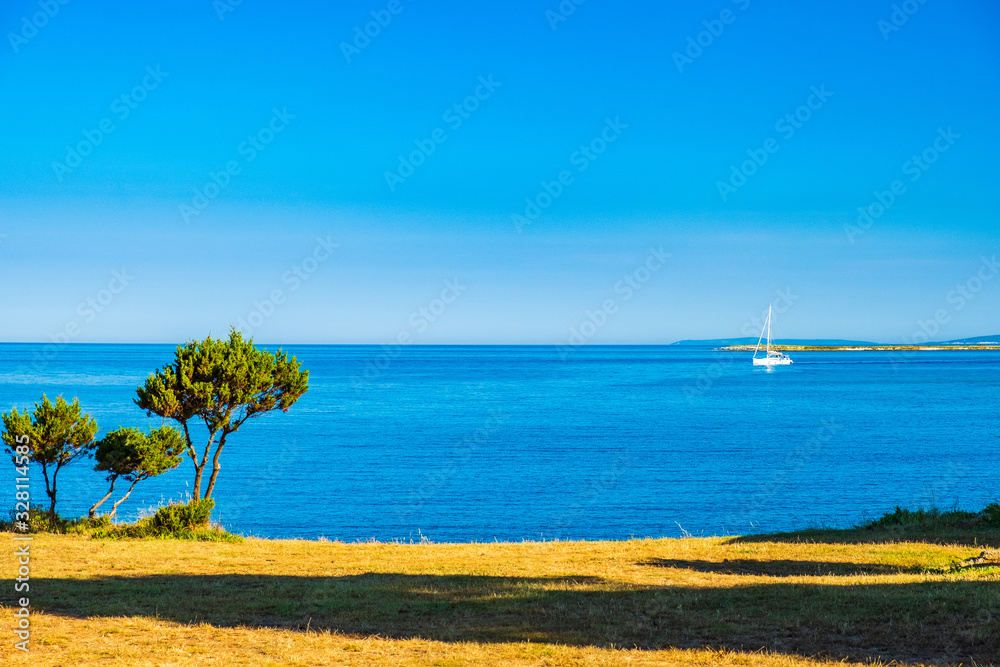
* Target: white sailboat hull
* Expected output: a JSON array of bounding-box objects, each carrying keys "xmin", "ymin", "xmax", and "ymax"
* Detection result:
[{"xmin": 753, "ymin": 356, "xmax": 793, "ymax": 366}]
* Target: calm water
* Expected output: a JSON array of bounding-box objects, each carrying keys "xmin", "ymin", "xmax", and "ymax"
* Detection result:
[{"xmin": 1, "ymin": 344, "xmax": 997, "ymax": 541}]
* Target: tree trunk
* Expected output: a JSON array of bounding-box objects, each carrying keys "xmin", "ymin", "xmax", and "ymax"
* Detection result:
[
  {"xmin": 192, "ymin": 465, "xmax": 204, "ymax": 501},
  {"xmin": 47, "ymin": 463, "xmax": 62, "ymax": 526},
  {"xmin": 89, "ymin": 477, "xmax": 117, "ymax": 518},
  {"xmin": 203, "ymin": 430, "xmax": 229, "ymax": 500},
  {"xmin": 192, "ymin": 430, "xmax": 217, "ymax": 501},
  {"xmin": 110, "ymin": 479, "xmax": 141, "ymax": 519},
  {"xmin": 182, "ymin": 421, "xmax": 202, "ymax": 499},
  {"xmin": 40, "ymin": 465, "xmax": 54, "ymax": 513}
]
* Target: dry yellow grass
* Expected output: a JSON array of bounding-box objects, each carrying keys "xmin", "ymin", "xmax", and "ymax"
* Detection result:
[{"xmin": 2, "ymin": 533, "xmax": 997, "ymax": 666}]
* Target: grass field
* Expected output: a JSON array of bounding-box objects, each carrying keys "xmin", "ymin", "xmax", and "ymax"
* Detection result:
[{"xmin": 2, "ymin": 522, "xmax": 999, "ymax": 666}]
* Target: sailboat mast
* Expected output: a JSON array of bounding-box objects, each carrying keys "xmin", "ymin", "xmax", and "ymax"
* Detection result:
[
  {"xmin": 766, "ymin": 304, "xmax": 772, "ymax": 353},
  {"xmin": 753, "ymin": 315, "xmax": 765, "ymax": 357}
]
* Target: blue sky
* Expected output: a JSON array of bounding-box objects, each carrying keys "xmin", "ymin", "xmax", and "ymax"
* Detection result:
[{"xmin": 1, "ymin": 0, "xmax": 997, "ymax": 344}]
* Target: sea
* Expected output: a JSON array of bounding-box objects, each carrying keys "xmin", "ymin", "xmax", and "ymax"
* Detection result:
[{"xmin": 1, "ymin": 343, "xmax": 997, "ymax": 542}]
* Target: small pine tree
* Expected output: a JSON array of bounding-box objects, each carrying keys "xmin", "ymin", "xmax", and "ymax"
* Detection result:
[
  {"xmin": 90, "ymin": 426, "xmax": 185, "ymax": 518},
  {"xmin": 136, "ymin": 329, "xmax": 309, "ymax": 500},
  {"xmin": 2, "ymin": 395, "xmax": 99, "ymax": 522}
]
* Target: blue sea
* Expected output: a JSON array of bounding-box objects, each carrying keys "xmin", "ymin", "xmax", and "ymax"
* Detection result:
[{"xmin": 1, "ymin": 344, "xmax": 997, "ymax": 542}]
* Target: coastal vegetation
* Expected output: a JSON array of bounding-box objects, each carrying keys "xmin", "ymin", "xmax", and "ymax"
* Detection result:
[
  {"xmin": 1, "ymin": 395, "xmax": 98, "ymax": 521},
  {"xmin": 135, "ymin": 329, "xmax": 309, "ymax": 500},
  {"xmin": 86, "ymin": 498, "xmax": 239, "ymax": 542},
  {"xmin": 4, "ymin": 498, "xmax": 239, "ymax": 542},
  {"xmin": 2, "ymin": 505, "xmax": 998, "ymax": 666},
  {"xmin": 2, "ymin": 331, "xmax": 308, "ymax": 530},
  {"xmin": 89, "ymin": 426, "xmax": 185, "ymax": 518}
]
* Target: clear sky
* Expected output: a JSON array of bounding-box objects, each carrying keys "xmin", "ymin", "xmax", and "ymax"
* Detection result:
[{"xmin": 1, "ymin": 0, "xmax": 997, "ymax": 344}]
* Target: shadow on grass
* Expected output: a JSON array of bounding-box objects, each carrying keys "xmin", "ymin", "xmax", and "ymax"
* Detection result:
[
  {"xmin": 640, "ymin": 558, "xmax": 931, "ymax": 577},
  {"xmin": 725, "ymin": 527, "xmax": 1000, "ymax": 547},
  {"xmin": 30, "ymin": 572, "xmax": 1000, "ymax": 662}
]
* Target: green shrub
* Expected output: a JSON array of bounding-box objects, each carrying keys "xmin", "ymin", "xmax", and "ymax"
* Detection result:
[
  {"xmin": 2, "ymin": 504, "xmax": 108, "ymax": 534},
  {"xmin": 3, "ymin": 498, "xmax": 239, "ymax": 541},
  {"xmin": 864, "ymin": 504, "xmax": 1000, "ymax": 531},
  {"xmin": 980, "ymin": 503, "xmax": 1000, "ymax": 528},
  {"xmin": 89, "ymin": 498, "xmax": 242, "ymax": 542},
  {"xmin": 3, "ymin": 503, "xmax": 58, "ymax": 533},
  {"xmin": 147, "ymin": 497, "xmax": 215, "ymax": 532}
]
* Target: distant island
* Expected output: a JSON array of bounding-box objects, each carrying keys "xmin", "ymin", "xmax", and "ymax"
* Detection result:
[
  {"xmin": 672, "ymin": 335, "xmax": 1000, "ymax": 351},
  {"xmin": 672, "ymin": 338, "xmax": 878, "ymax": 347},
  {"xmin": 720, "ymin": 344, "xmax": 1000, "ymax": 352}
]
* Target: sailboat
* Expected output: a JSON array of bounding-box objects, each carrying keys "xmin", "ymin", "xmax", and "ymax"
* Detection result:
[{"xmin": 753, "ymin": 304, "xmax": 793, "ymax": 366}]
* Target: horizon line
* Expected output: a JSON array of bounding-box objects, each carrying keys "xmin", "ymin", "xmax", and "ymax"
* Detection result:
[{"xmin": 2, "ymin": 337, "xmax": 998, "ymax": 348}]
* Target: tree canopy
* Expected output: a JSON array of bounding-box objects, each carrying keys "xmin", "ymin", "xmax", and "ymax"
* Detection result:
[
  {"xmin": 90, "ymin": 426, "xmax": 185, "ymax": 518},
  {"xmin": 135, "ymin": 329, "xmax": 309, "ymax": 500}
]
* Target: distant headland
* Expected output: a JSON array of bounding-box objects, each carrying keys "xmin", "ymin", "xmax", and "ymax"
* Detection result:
[
  {"xmin": 671, "ymin": 334, "xmax": 1000, "ymax": 351},
  {"xmin": 720, "ymin": 344, "xmax": 1000, "ymax": 352}
]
